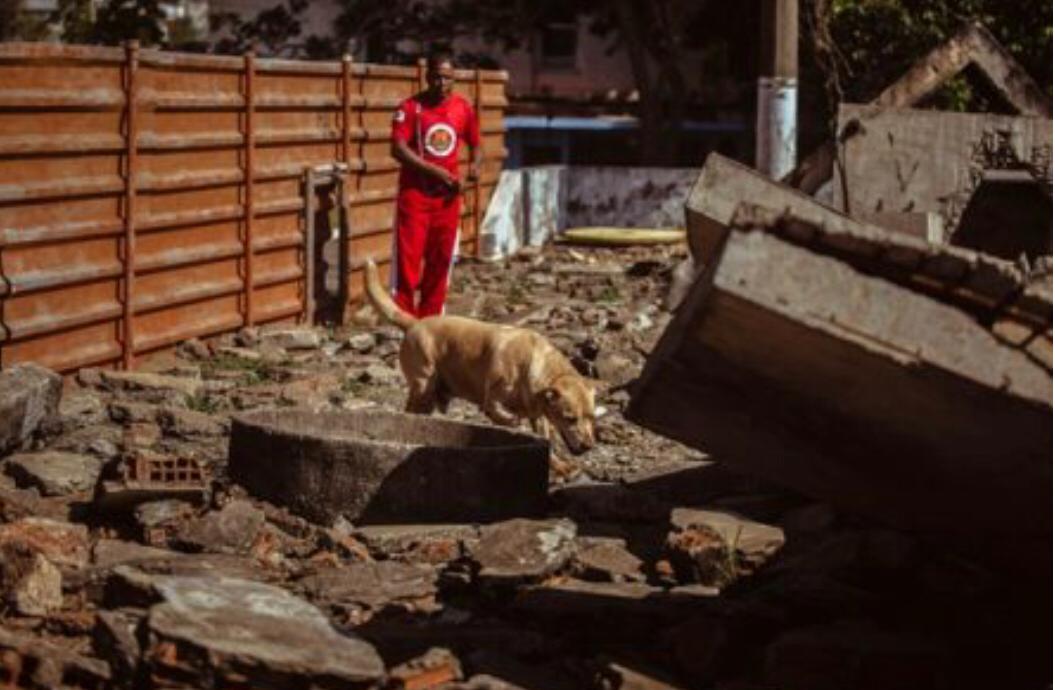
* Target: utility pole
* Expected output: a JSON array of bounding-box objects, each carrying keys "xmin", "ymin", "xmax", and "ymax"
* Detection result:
[{"xmin": 756, "ymin": 0, "xmax": 798, "ymax": 179}]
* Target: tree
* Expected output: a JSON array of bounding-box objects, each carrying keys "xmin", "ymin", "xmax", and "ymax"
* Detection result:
[
  {"xmin": 211, "ymin": 0, "xmax": 310, "ymax": 56},
  {"xmin": 802, "ymin": 0, "xmax": 1053, "ymax": 149}
]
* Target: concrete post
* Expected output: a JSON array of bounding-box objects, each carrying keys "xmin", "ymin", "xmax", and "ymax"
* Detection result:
[{"xmin": 756, "ymin": 0, "xmax": 798, "ymax": 179}]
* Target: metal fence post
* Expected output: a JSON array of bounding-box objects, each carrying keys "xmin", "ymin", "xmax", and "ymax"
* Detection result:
[
  {"xmin": 121, "ymin": 40, "xmax": 140, "ymax": 370},
  {"xmin": 243, "ymin": 51, "xmax": 256, "ymax": 327}
]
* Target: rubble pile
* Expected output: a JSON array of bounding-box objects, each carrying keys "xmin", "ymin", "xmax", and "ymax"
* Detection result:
[{"xmin": 0, "ymin": 241, "xmax": 1047, "ymax": 689}]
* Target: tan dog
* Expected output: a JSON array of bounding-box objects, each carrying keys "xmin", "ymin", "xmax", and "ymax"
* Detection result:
[{"xmin": 364, "ymin": 260, "xmax": 597, "ymax": 456}]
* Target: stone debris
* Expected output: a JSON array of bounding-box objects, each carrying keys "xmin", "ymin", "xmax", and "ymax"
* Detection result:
[
  {"xmin": 0, "ymin": 237, "xmax": 1045, "ymax": 689},
  {"xmin": 469, "ymin": 518, "xmax": 577, "ymax": 585},
  {"xmin": 0, "ymin": 363, "xmax": 62, "ymax": 455},
  {"xmin": 3, "ymin": 450, "xmax": 105, "ymax": 496}
]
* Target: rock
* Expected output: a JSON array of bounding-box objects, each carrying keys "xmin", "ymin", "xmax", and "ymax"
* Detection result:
[
  {"xmin": 0, "ymin": 363, "xmax": 62, "ymax": 456},
  {"xmin": 87, "ymin": 437, "xmax": 121, "ymax": 460},
  {"xmin": 764, "ymin": 621, "xmax": 950, "ymax": 690},
  {"xmin": 0, "ymin": 518, "xmax": 91, "ymax": 572},
  {"xmin": 177, "ymin": 338, "xmax": 212, "ymax": 359},
  {"xmin": 100, "ymin": 370, "xmax": 202, "ymax": 401},
  {"xmin": 4, "ymin": 450, "xmax": 105, "ymax": 496},
  {"xmin": 298, "ymin": 560, "xmax": 438, "ymax": 610},
  {"xmin": 346, "ymin": 333, "xmax": 377, "ymax": 353},
  {"xmin": 259, "ymin": 327, "xmax": 322, "ymax": 350},
  {"xmin": 666, "ymin": 508, "xmax": 784, "ymax": 587},
  {"xmin": 58, "ymin": 390, "xmax": 107, "ymax": 428},
  {"xmin": 109, "ymin": 401, "xmax": 159, "ymax": 424},
  {"xmin": 280, "ymin": 373, "xmax": 342, "ymax": 409},
  {"xmin": 353, "ymin": 524, "xmax": 479, "ymax": 564},
  {"xmin": 0, "ymin": 628, "xmax": 111, "ymax": 688},
  {"xmin": 173, "ymin": 500, "xmax": 265, "ymax": 555},
  {"xmin": 359, "ymin": 363, "xmax": 402, "ymax": 386},
  {"xmin": 0, "ymin": 541, "xmax": 63, "ymax": 615},
  {"xmin": 157, "ymin": 406, "xmax": 228, "ymax": 438},
  {"xmin": 389, "ymin": 647, "xmax": 463, "ymax": 690},
  {"xmin": 94, "ymin": 608, "xmax": 144, "ymax": 686},
  {"xmin": 142, "ymin": 573, "xmax": 384, "ymax": 686},
  {"xmin": 92, "ymin": 539, "xmax": 183, "ymax": 570},
  {"xmin": 0, "ymin": 485, "xmax": 45, "ymax": 522},
  {"xmin": 469, "ymin": 519, "xmax": 577, "ymax": 585},
  {"xmin": 572, "ymin": 537, "xmax": 646, "ymax": 583}
]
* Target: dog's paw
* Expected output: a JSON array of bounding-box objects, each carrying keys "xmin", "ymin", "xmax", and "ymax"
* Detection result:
[{"xmin": 548, "ymin": 453, "xmax": 582, "ymax": 482}]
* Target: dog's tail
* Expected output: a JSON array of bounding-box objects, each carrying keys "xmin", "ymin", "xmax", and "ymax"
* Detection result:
[{"xmin": 364, "ymin": 259, "xmax": 416, "ymax": 331}]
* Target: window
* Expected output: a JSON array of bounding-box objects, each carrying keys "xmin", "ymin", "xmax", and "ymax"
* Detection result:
[{"xmin": 539, "ymin": 11, "xmax": 577, "ymax": 70}]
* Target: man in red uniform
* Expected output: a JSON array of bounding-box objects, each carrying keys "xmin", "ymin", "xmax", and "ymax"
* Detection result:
[{"xmin": 390, "ymin": 52, "xmax": 482, "ymax": 317}]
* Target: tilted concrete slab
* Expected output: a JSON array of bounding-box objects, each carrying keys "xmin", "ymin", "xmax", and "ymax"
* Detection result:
[
  {"xmin": 630, "ymin": 204, "xmax": 1052, "ymax": 567},
  {"xmin": 833, "ymin": 104, "xmax": 1052, "ymax": 251}
]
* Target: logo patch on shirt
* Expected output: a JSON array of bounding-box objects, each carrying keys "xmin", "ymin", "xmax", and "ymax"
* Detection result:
[
  {"xmin": 423, "ymin": 123, "xmax": 457, "ymax": 157},
  {"xmin": 393, "ymin": 109, "xmax": 405, "ymax": 123}
]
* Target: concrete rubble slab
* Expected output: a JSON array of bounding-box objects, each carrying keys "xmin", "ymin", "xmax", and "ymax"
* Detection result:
[
  {"xmin": 4, "ymin": 450, "xmax": 105, "ymax": 496},
  {"xmin": 469, "ymin": 518, "xmax": 577, "ymax": 585},
  {"xmin": 352, "ymin": 523, "xmax": 480, "ymax": 564},
  {"xmin": 297, "ymin": 560, "xmax": 439, "ymax": 610},
  {"xmin": 666, "ymin": 508, "xmax": 785, "ymax": 588},
  {"xmin": 171, "ymin": 499, "xmax": 265, "ymax": 555},
  {"xmin": 140, "ymin": 572, "xmax": 385, "ymax": 687},
  {"xmin": 630, "ymin": 201, "xmax": 1052, "ymax": 566},
  {"xmin": 0, "ymin": 363, "xmax": 61, "ymax": 457},
  {"xmin": 228, "ymin": 409, "xmax": 549, "ymax": 525}
]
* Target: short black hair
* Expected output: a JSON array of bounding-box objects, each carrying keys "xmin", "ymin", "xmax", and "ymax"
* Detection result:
[{"xmin": 425, "ymin": 50, "xmax": 453, "ymax": 72}]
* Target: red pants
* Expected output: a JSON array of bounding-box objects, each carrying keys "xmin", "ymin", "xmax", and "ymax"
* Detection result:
[{"xmin": 392, "ymin": 188, "xmax": 460, "ymax": 317}]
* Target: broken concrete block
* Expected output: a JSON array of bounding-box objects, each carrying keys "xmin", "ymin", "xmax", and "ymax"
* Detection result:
[
  {"xmin": 469, "ymin": 518, "xmax": 576, "ymax": 585},
  {"xmin": 630, "ymin": 207, "xmax": 1052, "ymax": 567},
  {"xmin": 4, "ymin": 450, "xmax": 105, "ymax": 496},
  {"xmin": 571, "ymin": 537, "xmax": 646, "ymax": 583},
  {"xmin": 173, "ymin": 500, "xmax": 265, "ymax": 555},
  {"xmin": 667, "ymin": 508, "xmax": 785, "ymax": 585},
  {"xmin": 0, "ymin": 542, "xmax": 63, "ymax": 616},
  {"xmin": 143, "ymin": 574, "xmax": 384, "ymax": 687},
  {"xmin": 352, "ymin": 524, "xmax": 479, "ymax": 564},
  {"xmin": 229, "ymin": 409, "xmax": 549, "ymax": 525},
  {"xmin": 0, "ymin": 518, "xmax": 90, "ymax": 572},
  {"xmin": 298, "ymin": 560, "xmax": 438, "ymax": 610},
  {"xmin": 0, "ymin": 363, "xmax": 62, "ymax": 457}
]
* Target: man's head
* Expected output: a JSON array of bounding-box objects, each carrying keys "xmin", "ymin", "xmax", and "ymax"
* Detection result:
[{"xmin": 425, "ymin": 51, "xmax": 455, "ymax": 100}]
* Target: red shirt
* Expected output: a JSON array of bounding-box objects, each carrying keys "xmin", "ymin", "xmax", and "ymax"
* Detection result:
[{"xmin": 392, "ymin": 93, "xmax": 480, "ymax": 193}]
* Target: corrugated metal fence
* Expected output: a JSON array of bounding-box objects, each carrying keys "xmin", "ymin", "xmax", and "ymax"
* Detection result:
[{"xmin": 0, "ymin": 42, "xmax": 507, "ymax": 373}]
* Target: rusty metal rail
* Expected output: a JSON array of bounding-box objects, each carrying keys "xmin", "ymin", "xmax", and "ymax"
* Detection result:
[{"xmin": 0, "ymin": 42, "xmax": 508, "ymax": 372}]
